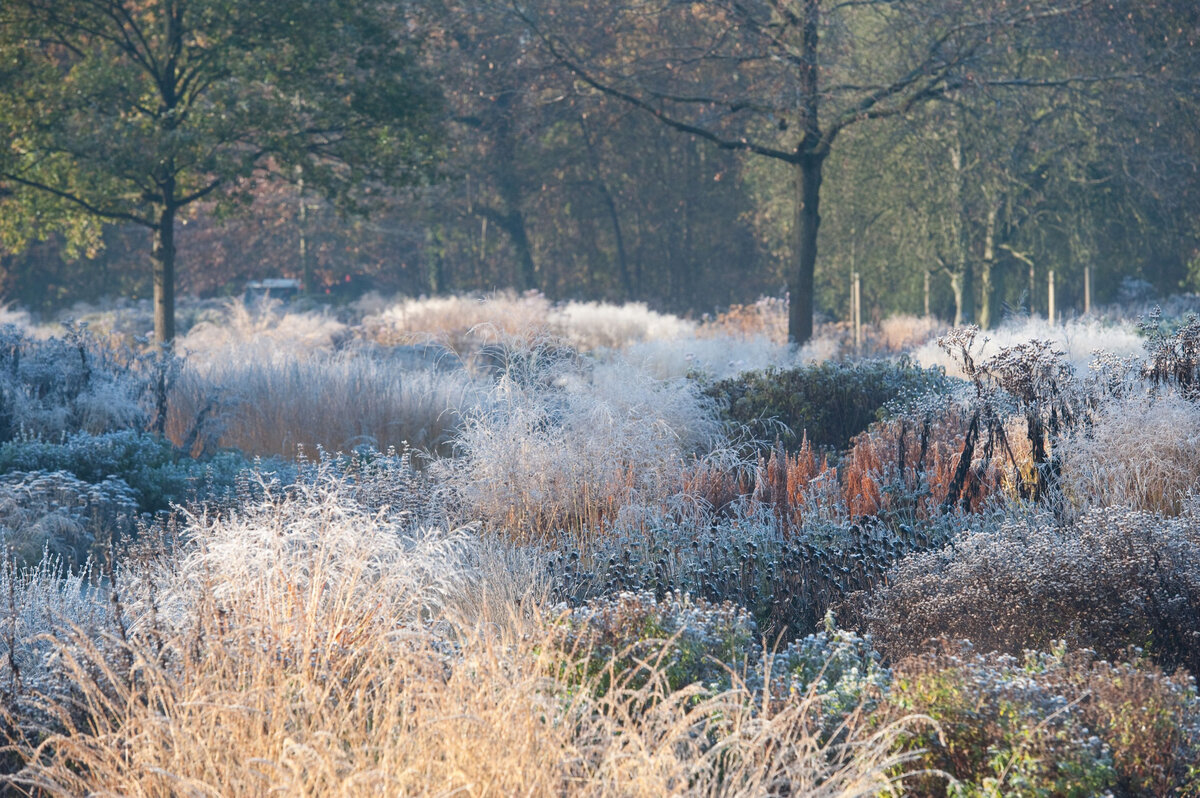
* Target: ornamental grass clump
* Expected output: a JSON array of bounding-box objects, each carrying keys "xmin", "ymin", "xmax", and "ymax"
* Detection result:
[
  {"xmin": 443, "ymin": 338, "xmax": 729, "ymax": 541},
  {"xmin": 1059, "ymin": 390, "xmax": 1200, "ymax": 514},
  {"xmin": 3, "ymin": 464, "xmax": 932, "ymax": 797},
  {"xmin": 168, "ymin": 348, "xmax": 481, "ymax": 458}
]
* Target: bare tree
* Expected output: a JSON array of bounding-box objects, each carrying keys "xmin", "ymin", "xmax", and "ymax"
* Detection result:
[{"xmin": 512, "ymin": 0, "xmax": 1137, "ymax": 342}]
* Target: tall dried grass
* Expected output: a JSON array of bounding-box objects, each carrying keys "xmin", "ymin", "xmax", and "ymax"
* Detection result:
[
  {"xmin": 5, "ymin": 476, "xmax": 932, "ymax": 797},
  {"xmin": 178, "ymin": 298, "xmax": 352, "ymax": 362},
  {"xmin": 167, "ymin": 352, "xmax": 480, "ymax": 458},
  {"xmin": 1060, "ymin": 390, "xmax": 1200, "ymax": 515},
  {"xmin": 361, "ymin": 291, "xmax": 698, "ymax": 355}
]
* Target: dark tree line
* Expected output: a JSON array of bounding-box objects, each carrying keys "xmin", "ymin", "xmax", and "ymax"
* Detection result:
[{"xmin": 1, "ymin": 0, "xmax": 1197, "ymax": 341}]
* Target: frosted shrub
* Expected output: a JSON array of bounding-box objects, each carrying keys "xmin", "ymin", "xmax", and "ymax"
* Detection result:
[
  {"xmin": 883, "ymin": 645, "xmax": 1200, "ymax": 797},
  {"xmin": 769, "ymin": 618, "xmax": 890, "ymax": 723},
  {"xmin": 0, "ymin": 323, "xmax": 148, "ymax": 440},
  {"xmin": 1060, "ymin": 390, "xmax": 1200, "ymax": 514},
  {"xmin": 703, "ymin": 358, "xmax": 952, "ymax": 456},
  {"xmin": 556, "ymin": 591, "xmax": 759, "ymax": 694},
  {"xmin": 556, "ymin": 590, "xmax": 888, "ymax": 720},
  {"xmin": 0, "ymin": 429, "xmax": 253, "ymax": 515},
  {"xmin": 443, "ymin": 342, "xmax": 728, "ymax": 539},
  {"xmin": 862, "ymin": 505, "xmax": 1200, "ymax": 672},
  {"xmin": 546, "ymin": 507, "xmax": 963, "ymax": 639}
]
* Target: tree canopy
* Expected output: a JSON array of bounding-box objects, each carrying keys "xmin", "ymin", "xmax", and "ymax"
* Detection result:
[
  {"xmin": 0, "ymin": 0, "xmax": 1196, "ymax": 334},
  {"xmin": 0, "ymin": 0, "xmax": 442, "ymax": 342}
]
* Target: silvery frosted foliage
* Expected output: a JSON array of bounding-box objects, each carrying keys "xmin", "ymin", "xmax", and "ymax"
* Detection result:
[
  {"xmin": 0, "ymin": 554, "xmax": 117, "ymax": 737},
  {"xmin": 887, "ymin": 643, "xmax": 1120, "ymax": 795},
  {"xmin": 769, "ymin": 614, "xmax": 889, "ymax": 724},
  {"xmin": 0, "ymin": 322, "xmax": 154, "ymax": 441},
  {"xmin": 293, "ymin": 445, "xmax": 445, "ymax": 524},
  {"xmin": 0, "ymin": 470, "xmax": 138, "ymax": 568},
  {"xmin": 1139, "ymin": 308, "xmax": 1200, "ymax": 395},
  {"xmin": 556, "ymin": 590, "xmax": 758, "ymax": 693},
  {"xmin": 0, "ymin": 429, "xmax": 258, "ymax": 517},
  {"xmin": 441, "ymin": 336, "xmax": 728, "ymax": 534}
]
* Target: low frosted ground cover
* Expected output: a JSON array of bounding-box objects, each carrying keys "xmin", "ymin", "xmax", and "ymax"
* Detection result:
[{"xmin": 3, "ymin": 294, "xmax": 1200, "ymax": 795}]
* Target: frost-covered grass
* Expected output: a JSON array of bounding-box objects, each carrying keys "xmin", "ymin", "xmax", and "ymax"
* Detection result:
[
  {"xmin": 6, "ymin": 292, "xmax": 1200, "ymax": 795},
  {"xmin": 360, "ymin": 290, "xmax": 696, "ymax": 354},
  {"xmin": 178, "ymin": 298, "xmax": 352, "ymax": 362},
  {"xmin": 168, "ymin": 349, "xmax": 479, "ymax": 458},
  {"xmin": 3, "ymin": 468, "xmax": 928, "ymax": 797},
  {"xmin": 440, "ymin": 340, "xmax": 733, "ymax": 540}
]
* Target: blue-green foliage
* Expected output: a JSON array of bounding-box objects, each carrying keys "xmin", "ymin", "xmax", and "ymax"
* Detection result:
[{"xmin": 0, "ymin": 430, "xmax": 254, "ymax": 513}]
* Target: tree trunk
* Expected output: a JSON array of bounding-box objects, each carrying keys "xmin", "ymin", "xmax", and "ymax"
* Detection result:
[
  {"xmin": 152, "ymin": 203, "xmax": 177, "ymax": 345},
  {"xmin": 504, "ymin": 210, "xmax": 537, "ymax": 291},
  {"xmin": 978, "ymin": 204, "xmax": 998, "ymax": 328},
  {"xmin": 790, "ymin": 154, "xmax": 824, "ymax": 345},
  {"xmin": 950, "ymin": 265, "xmax": 974, "ymax": 326}
]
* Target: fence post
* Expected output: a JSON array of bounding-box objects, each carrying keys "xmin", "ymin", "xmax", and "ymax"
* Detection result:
[
  {"xmin": 1048, "ymin": 269, "xmax": 1056, "ymax": 326},
  {"xmin": 852, "ymin": 271, "xmax": 862, "ymax": 352}
]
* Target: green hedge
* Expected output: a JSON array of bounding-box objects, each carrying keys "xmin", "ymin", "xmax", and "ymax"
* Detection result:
[{"xmin": 703, "ymin": 358, "xmax": 951, "ymax": 455}]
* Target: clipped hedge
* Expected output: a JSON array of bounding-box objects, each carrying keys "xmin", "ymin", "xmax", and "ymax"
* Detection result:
[{"xmin": 703, "ymin": 358, "xmax": 950, "ymax": 456}]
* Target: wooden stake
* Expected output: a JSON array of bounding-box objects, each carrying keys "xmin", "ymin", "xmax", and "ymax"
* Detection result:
[
  {"xmin": 1048, "ymin": 269, "xmax": 1056, "ymax": 326},
  {"xmin": 1084, "ymin": 266, "xmax": 1092, "ymax": 315},
  {"xmin": 853, "ymin": 271, "xmax": 862, "ymax": 352}
]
